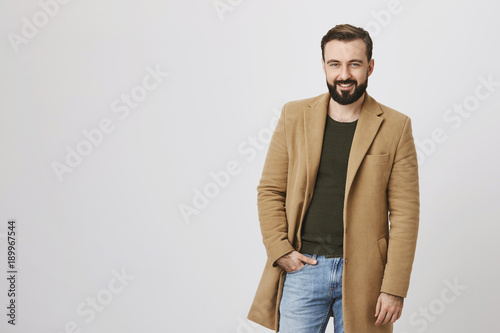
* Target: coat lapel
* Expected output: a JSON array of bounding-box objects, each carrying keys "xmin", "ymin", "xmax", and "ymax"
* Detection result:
[
  {"xmin": 303, "ymin": 92, "xmax": 384, "ymax": 199},
  {"xmin": 303, "ymin": 93, "xmax": 329, "ymax": 193},
  {"xmin": 345, "ymin": 93, "xmax": 384, "ymax": 197}
]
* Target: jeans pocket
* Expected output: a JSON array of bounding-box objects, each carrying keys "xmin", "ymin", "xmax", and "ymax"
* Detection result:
[{"xmin": 287, "ymin": 263, "xmax": 308, "ymax": 274}]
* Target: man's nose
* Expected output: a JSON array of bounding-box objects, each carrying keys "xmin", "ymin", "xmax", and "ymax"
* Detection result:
[{"xmin": 338, "ymin": 67, "xmax": 352, "ymax": 81}]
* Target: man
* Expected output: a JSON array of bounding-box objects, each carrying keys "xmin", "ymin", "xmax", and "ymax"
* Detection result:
[{"xmin": 247, "ymin": 24, "xmax": 419, "ymax": 333}]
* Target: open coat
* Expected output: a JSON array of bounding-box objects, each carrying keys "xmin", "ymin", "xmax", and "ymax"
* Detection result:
[{"xmin": 247, "ymin": 92, "xmax": 420, "ymax": 332}]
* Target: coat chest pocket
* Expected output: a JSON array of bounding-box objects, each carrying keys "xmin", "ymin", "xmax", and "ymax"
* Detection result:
[{"xmin": 363, "ymin": 153, "xmax": 389, "ymax": 165}]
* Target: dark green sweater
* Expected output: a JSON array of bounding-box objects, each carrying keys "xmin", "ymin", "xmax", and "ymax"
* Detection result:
[{"xmin": 299, "ymin": 115, "xmax": 357, "ymax": 257}]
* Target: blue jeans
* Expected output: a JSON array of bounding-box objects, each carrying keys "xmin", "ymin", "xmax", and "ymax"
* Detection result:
[{"xmin": 279, "ymin": 254, "xmax": 344, "ymax": 333}]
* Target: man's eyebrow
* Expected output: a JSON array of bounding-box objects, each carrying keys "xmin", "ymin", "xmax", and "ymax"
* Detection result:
[{"xmin": 326, "ymin": 59, "xmax": 364, "ymax": 64}]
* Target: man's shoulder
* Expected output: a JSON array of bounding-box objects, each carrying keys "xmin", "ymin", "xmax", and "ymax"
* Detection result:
[
  {"xmin": 375, "ymin": 98, "xmax": 411, "ymax": 124},
  {"xmin": 369, "ymin": 97, "xmax": 416, "ymax": 140},
  {"xmin": 283, "ymin": 92, "xmax": 329, "ymax": 111}
]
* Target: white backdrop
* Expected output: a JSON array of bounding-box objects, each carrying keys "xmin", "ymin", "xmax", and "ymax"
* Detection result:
[{"xmin": 1, "ymin": 0, "xmax": 499, "ymax": 332}]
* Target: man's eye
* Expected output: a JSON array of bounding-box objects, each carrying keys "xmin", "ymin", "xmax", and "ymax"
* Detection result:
[
  {"xmin": 351, "ymin": 63, "xmax": 360, "ymax": 67},
  {"xmin": 330, "ymin": 63, "xmax": 338, "ymax": 67}
]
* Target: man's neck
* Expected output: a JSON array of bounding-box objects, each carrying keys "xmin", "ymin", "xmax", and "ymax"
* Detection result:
[{"xmin": 328, "ymin": 92, "xmax": 366, "ymax": 122}]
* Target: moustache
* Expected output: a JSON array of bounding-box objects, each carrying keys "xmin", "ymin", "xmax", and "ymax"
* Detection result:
[{"xmin": 335, "ymin": 79, "xmax": 357, "ymax": 86}]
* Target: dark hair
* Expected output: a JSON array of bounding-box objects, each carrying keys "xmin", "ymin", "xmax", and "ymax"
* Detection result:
[{"xmin": 321, "ymin": 24, "xmax": 373, "ymax": 61}]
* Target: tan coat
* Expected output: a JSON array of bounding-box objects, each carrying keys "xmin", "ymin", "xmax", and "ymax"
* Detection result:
[{"xmin": 247, "ymin": 92, "xmax": 419, "ymax": 332}]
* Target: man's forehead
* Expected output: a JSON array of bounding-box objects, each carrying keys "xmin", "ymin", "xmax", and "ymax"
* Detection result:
[{"xmin": 324, "ymin": 39, "xmax": 367, "ymax": 60}]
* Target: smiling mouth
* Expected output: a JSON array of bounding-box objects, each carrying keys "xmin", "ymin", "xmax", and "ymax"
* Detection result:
[{"xmin": 338, "ymin": 83, "xmax": 354, "ymax": 90}]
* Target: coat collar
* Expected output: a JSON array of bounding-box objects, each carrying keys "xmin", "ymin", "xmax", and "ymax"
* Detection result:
[{"xmin": 303, "ymin": 91, "xmax": 384, "ymax": 199}]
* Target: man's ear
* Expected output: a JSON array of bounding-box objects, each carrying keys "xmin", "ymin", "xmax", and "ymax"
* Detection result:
[
  {"xmin": 321, "ymin": 58, "xmax": 326, "ymax": 75},
  {"xmin": 368, "ymin": 58, "xmax": 374, "ymax": 77}
]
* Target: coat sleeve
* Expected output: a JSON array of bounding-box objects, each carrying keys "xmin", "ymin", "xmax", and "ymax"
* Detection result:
[
  {"xmin": 380, "ymin": 116, "xmax": 420, "ymax": 298},
  {"xmin": 256, "ymin": 105, "xmax": 295, "ymax": 268}
]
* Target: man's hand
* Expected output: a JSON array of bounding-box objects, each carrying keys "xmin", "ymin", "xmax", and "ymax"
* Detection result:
[
  {"xmin": 374, "ymin": 292, "xmax": 404, "ymax": 326},
  {"xmin": 275, "ymin": 251, "xmax": 317, "ymax": 272}
]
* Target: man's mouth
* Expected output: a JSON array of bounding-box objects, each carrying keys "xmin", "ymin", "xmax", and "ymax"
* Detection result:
[{"xmin": 337, "ymin": 82, "xmax": 355, "ymax": 90}]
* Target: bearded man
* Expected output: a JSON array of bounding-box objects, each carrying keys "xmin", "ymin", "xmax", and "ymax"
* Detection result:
[{"xmin": 247, "ymin": 24, "xmax": 420, "ymax": 333}]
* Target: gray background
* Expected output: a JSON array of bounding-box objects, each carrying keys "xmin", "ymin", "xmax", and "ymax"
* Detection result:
[{"xmin": 1, "ymin": 0, "xmax": 499, "ymax": 332}]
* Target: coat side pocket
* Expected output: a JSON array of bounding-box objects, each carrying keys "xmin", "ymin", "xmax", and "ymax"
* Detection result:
[{"xmin": 377, "ymin": 236, "xmax": 388, "ymax": 265}]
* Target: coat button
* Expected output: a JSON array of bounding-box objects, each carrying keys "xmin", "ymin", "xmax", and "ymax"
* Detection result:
[{"xmin": 344, "ymin": 258, "xmax": 348, "ymax": 264}]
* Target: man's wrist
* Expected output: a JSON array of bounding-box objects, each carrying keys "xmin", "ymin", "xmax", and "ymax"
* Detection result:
[
  {"xmin": 269, "ymin": 241, "xmax": 295, "ymax": 267},
  {"xmin": 382, "ymin": 292, "xmax": 404, "ymax": 301}
]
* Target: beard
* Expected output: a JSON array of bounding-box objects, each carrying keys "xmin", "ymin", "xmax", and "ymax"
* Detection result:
[{"xmin": 327, "ymin": 75, "xmax": 368, "ymax": 105}]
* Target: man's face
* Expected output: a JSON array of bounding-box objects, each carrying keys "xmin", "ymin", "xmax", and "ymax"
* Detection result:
[{"xmin": 322, "ymin": 39, "xmax": 374, "ymax": 105}]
